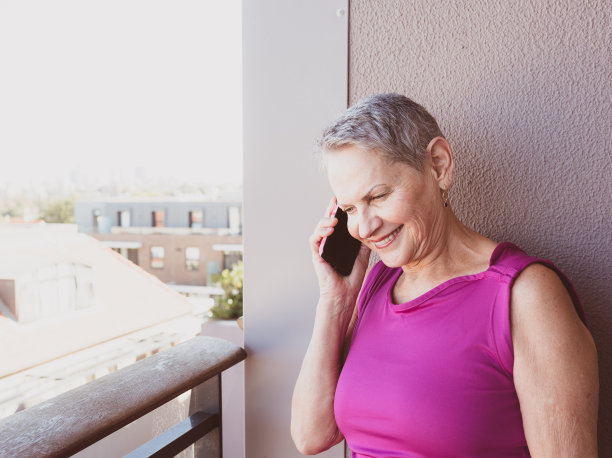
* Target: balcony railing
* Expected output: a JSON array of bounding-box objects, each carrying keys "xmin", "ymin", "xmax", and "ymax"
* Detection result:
[{"xmin": 0, "ymin": 336, "xmax": 246, "ymax": 457}]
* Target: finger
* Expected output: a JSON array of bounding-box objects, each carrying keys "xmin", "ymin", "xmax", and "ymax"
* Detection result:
[
  {"xmin": 319, "ymin": 216, "xmax": 338, "ymax": 228},
  {"xmin": 310, "ymin": 224, "xmax": 331, "ymax": 246},
  {"xmin": 325, "ymin": 196, "xmax": 338, "ymax": 217},
  {"xmin": 312, "ymin": 217, "xmax": 338, "ymax": 237},
  {"xmin": 315, "ymin": 216, "xmax": 339, "ymax": 239},
  {"xmin": 310, "ymin": 224, "xmax": 335, "ymax": 254},
  {"xmin": 316, "ymin": 225, "xmax": 335, "ymax": 239}
]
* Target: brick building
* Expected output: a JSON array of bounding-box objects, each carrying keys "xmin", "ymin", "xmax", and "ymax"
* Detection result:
[{"xmin": 74, "ymin": 198, "xmax": 243, "ymax": 286}]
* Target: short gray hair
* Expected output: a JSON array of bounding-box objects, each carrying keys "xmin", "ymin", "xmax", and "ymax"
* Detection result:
[{"xmin": 317, "ymin": 93, "xmax": 444, "ymax": 171}]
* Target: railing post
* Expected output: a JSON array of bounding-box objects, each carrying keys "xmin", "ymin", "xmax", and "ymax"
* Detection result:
[{"xmin": 191, "ymin": 374, "xmax": 222, "ymax": 458}]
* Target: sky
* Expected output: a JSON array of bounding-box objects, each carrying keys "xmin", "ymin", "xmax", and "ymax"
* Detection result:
[{"xmin": 0, "ymin": 1, "xmax": 243, "ymax": 189}]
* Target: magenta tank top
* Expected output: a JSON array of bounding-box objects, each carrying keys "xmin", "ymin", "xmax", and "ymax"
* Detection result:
[{"xmin": 334, "ymin": 242, "xmax": 586, "ymax": 457}]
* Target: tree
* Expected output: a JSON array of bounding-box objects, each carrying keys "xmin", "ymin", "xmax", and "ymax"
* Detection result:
[{"xmin": 41, "ymin": 198, "xmax": 74, "ymax": 224}]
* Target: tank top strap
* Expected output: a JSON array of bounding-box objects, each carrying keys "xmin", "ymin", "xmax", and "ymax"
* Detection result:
[{"xmin": 489, "ymin": 242, "xmax": 587, "ymax": 326}]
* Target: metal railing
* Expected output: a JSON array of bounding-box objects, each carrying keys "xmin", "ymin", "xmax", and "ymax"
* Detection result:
[{"xmin": 0, "ymin": 336, "xmax": 246, "ymax": 457}]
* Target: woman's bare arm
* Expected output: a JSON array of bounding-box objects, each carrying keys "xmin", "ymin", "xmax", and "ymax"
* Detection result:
[
  {"xmin": 291, "ymin": 297, "xmax": 359, "ymax": 455},
  {"xmin": 511, "ymin": 264, "xmax": 599, "ymax": 457},
  {"xmin": 291, "ymin": 199, "xmax": 370, "ymax": 455}
]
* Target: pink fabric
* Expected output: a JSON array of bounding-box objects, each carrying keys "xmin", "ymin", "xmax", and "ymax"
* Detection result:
[{"xmin": 334, "ymin": 242, "xmax": 585, "ymax": 457}]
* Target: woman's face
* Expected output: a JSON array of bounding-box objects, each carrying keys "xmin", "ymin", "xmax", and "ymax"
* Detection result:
[{"xmin": 326, "ymin": 145, "xmax": 444, "ymax": 268}]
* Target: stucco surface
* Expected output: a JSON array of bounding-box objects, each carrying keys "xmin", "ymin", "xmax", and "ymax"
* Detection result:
[{"xmin": 349, "ymin": 0, "xmax": 611, "ymax": 453}]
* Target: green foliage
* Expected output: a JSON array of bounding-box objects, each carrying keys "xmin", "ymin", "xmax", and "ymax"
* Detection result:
[
  {"xmin": 41, "ymin": 198, "xmax": 75, "ymax": 223},
  {"xmin": 209, "ymin": 261, "xmax": 243, "ymax": 320},
  {"xmin": 0, "ymin": 200, "xmax": 25, "ymax": 218}
]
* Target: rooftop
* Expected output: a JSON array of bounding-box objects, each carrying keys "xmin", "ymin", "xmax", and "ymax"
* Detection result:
[
  {"xmin": 0, "ymin": 224, "xmax": 196, "ymax": 378},
  {"xmin": 74, "ymin": 194, "xmax": 242, "ymax": 204}
]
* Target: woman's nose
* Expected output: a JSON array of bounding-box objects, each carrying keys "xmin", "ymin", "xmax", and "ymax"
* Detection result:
[{"xmin": 356, "ymin": 210, "xmax": 381, "ymax": 240}]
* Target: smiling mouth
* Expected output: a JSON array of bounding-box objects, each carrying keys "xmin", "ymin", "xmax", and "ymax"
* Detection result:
[{"xmin": 372, "ymin": 225, "xmax": 403, "ymax": 249}]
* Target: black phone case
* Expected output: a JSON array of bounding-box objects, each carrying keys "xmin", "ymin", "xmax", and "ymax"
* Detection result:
[{"xmin": 320, "ymin": 207, "xmax": 361, "ymax": 276}]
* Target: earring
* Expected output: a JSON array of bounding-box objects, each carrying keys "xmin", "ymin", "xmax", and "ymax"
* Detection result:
[{"xmin": 442, "ymin": 189, "xmax": 449, "ymax": 208}]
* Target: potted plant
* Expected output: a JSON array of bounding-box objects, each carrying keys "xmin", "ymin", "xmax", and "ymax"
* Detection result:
[{"xmin": 209, "ymin": 261, "xmax": 243, "ymax": 320}]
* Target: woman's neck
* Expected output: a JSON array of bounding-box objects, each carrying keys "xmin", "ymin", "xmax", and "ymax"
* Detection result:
[{"xmin": 395, "ymin": 212, "xmax": 497, "ymax": 302}]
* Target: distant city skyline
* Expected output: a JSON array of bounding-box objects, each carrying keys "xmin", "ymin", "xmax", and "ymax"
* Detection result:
[
  {"xmin": 0, "ymin": 165, "xmax": 243, "ymax": 197},
  {"xmin": 0, "ymin": 1, "xmax": 243, "ymax": 188}
]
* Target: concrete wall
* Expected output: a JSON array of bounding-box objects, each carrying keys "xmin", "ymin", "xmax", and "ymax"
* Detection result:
[
  {"xmin": 348, "ymin": 0, "xmax": 611, "ymax": 453},
  {"xmin": 243, "ymin": 1, "xmax": 348, "ymax": 457}
]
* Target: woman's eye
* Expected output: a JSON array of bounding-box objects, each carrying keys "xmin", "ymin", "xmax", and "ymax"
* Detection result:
[
  {"xmin": 344, "ymin": 207, "xmax": 355, "ymax": 214},
  {"xmin": 372, "ymin": 193, "xmax": 388, "ymax": 201}
]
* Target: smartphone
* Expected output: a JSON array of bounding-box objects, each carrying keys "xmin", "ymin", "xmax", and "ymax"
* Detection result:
[{"xmin": 319, "ymin": 205, "xmax": 361, "ymax": 276}]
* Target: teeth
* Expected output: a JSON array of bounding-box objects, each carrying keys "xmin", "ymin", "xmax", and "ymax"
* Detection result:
[{"xmin": 375, "ymin": 226, "xmax": 401, "ymax": 247}]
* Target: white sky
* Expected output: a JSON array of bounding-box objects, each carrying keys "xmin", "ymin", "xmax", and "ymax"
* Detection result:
[{"xmin": 0, "ymin": 1, "xmax": 242, "ymax": 188}]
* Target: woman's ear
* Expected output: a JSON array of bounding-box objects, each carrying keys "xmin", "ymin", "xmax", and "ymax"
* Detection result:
[{"xmin": 426, "ymin": 137, "xmax": 454, "ymax": 190}]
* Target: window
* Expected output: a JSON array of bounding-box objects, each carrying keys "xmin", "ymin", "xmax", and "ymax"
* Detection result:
[
  {"xmin": 223, "ymin": 252, "xmax": 242, "ymax": 270},
  {"xmin": 127, "ymin": 249, "xmax": 139, "ymax": 265},
  {"xmin": 228, "ymin": 206, "xmax": 241, "ymax": 234},
  {"xmin": 117, "ymin": 210, "xmax": 131, "ymax": 228},
  {"xmin": 150, "ymin": 246, "xmax": 165, "ymax": 269},
  {"xmin": 189, "ymin": 210, "xmax": 203, "ymax": 228},
  {"xmin": 92, "ymin": 209, "xmax": 101, "ymax": 233},
  {"xmin": 152, "ymin": 210, "xmax": 164, "ymax": 228},
  {"xmin": 185, "ymin": 247, "xmax": 200, "ymax": 271}
]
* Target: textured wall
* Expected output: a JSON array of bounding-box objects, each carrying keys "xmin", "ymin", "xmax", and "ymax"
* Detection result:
[{"xmin": 349, "ymin": 0, "xmax": 611, "ymax": 453}]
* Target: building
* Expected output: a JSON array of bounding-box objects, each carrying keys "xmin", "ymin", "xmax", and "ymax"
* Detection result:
[
  {"xmin": 0, "ymin": 223, "xmax": 203, "ymax": 418},
  {"xmin": 74, "ymin": 198, "xmax": 242, "ymax": 234},
  {"xmin": 74, "ymin": 198, "xmax": 243, "ymax": 286}
]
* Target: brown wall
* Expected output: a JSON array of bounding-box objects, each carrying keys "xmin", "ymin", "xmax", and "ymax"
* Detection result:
[
  {"xmin": 93, "ymin": 233, "xmax": 242, "ymax": 285},
  {"xmin": 349, "ymin": 0, "xmax": 611, "ymax": 453}
]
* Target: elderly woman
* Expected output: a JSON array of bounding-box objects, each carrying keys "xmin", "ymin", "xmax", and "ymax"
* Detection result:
[{"xmin": 291, "ymin": 94, "xmax": 598, "ymax": 457}]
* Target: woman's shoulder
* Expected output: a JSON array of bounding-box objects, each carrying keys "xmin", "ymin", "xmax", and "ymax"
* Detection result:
[
  {"xmin": 510, "ymin": 261, "xmax": 598, "ymax": 456},
  {"xmin": 511, "ymin": 262, "xmax": 586, "ymax": 326},
  {"xmin": 512, "ymin": 262, "xmax": 576, "ymax": 312},
  {"xmin": 488, "ymin": 242, "xmax": 537, "ymax": 272},
  {"xmin": 491, "ymin": 242, "xmax": 587, "ymax": 325}
]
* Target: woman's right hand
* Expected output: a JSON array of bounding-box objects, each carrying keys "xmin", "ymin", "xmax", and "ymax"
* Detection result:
[
  {"xmin": 292, "ymin": 198, "xmax": 371, "ymax": 455},
  {"xmin": 309, "ymin": 197, "xmax": 371, "ymax": 309}
]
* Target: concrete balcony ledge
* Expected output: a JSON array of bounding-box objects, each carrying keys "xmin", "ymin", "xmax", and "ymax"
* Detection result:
[{"xmin": 0, "ymin": 336, "xmax": 246, "ymax": 457}]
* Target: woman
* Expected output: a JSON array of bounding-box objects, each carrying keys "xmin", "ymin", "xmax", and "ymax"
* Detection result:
[{"xmin": 291, "ymin": 94, "xmax": 598, "ymax": 457}]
